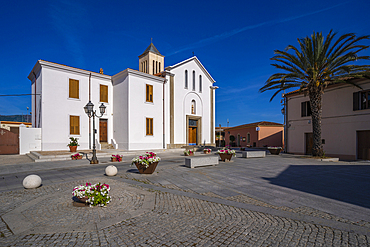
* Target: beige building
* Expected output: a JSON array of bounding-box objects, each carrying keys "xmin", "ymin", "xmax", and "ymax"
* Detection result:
[
  {"xmin": 0, "ymin": 121, "xmax": 32, "ymax": 134},
  {"xmin": 284, "ymin": 78, "xmax": 370, "ymax": 160}
]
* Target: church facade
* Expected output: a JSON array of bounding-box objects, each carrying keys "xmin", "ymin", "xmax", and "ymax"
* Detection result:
[{"xmin": 28, "ymin": 43, "xmax": 217, "ymax": 151}]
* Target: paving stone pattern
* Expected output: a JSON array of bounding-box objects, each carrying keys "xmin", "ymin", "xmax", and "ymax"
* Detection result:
[{"xmin": 0, "ymin": 178, "xmax": 369, "ymax": 246}]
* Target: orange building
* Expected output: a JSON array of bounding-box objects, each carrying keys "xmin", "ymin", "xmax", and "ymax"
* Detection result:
[{"xmin": 224, "ymin": 121, "xmax": 284, "ymax": 148}]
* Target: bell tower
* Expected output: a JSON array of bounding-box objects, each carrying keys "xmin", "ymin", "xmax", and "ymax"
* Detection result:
[{"xmin": 138, "ymin": 42, "xmax": 164, "ymax": 75}]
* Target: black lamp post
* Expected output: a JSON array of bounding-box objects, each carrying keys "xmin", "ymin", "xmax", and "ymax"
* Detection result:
[{"xmin": 84, "ymin": 100, "xmax": 106, "ymax": 164}]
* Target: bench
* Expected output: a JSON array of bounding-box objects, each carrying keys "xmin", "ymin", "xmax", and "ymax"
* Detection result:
[
  {"xmin": 242, "ymin": 151, "xmax": 266, "ymax": 158},
  {"xmin": 185, "ymin": 156, "xmax": 219, "ymax": 168}
]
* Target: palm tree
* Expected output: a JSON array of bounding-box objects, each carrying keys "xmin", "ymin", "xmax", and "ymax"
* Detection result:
[{"xmin": 260, "ymin": 30, "xmax": 370, "ymax": 156}]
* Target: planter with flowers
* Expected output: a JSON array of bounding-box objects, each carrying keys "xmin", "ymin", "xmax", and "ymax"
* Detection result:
[
  {"xmin": 184, "ymin": 150, "xmax": 194, "ymax": 156},
  {"xmin": 71, "ymin": 153, "xmax": 82, "ymax": 160},
  {"xmin": 131, "ymin": 152, "xmax": 161, "ymax": 174},
  {"xmin": 268, "ymin": 147, "xmax": 282, "ymax": 155},
  {"xmin": 111, "ymin": 154, "xmax": 122, "ymax": 162},
  {"xmin": 72, "ymin": 182, "xmax": 111, "ymax": 207},
  {"xmin": 203, "ymin": 148, "xmax": 212, "ymax": 154},
  {"xmin": 217, "ymin": 149, "xmax": 236, "ymax": 162},
  {"xmin": 67, "ymin": 137, "xmax": 79, "ymax": 152}
]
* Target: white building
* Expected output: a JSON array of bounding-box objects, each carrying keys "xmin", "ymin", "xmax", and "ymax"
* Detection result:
[{"xmin": 28, "ymin": 43, "xmax": 217, "ymax": 151}]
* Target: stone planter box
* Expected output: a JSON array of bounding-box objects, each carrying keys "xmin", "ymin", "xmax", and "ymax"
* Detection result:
[
  {"xmin": 218, "ymin": 153, "xmax": 233, "ymax": 162},
  {"xmin": 134, "ymin": 162, "xmax": 159, "ymax": 174}
]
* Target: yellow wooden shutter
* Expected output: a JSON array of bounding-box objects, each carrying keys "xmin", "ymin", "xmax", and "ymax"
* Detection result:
[
  {"xmin": 69, "ymin": 79, "xmax": 79, "ymax": 99},
  {"xmin": 70, "ymin": 116, "xmax": 80, "ymax": 135},
  {"xmin": 100, "ymin": 85, "xmax": 108, "ymax": 103},
  {"xmin": 149, "ymin": 85, "xmax": 153, "ymax": 102},
  {"xmin": 146, "ymin": 118, "xmax": 153, "ymax": 135}
]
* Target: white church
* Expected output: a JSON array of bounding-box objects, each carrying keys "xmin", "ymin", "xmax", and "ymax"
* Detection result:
[{"xmin": 27, "ymin": 43, "xmax": 217, "ymax": 151}]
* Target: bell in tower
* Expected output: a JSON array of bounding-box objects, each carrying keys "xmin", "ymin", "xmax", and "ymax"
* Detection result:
[{"xmin": 138, "ymin": 41, "xmax": 164, "ymax": 75}]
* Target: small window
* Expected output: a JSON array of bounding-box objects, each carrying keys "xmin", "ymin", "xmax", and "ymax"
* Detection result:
[
  {"xmin": 247, "ymin": 133, "xmax": 250, "ymax": 143},
  {"xmin": 199, "ymin": 75, "xmax": 202, "ymax": 92},
  {"xmin": 192, "ymin": 71, "xmax": 195, "ymax": 90},
  {"xmin": 301, "ymin": 101, "xmax": 312, "ymax": 117},
  {"xmin": 70, "ymin": 115, "xmax": 80, "ymax": 135},
  {"xmin": 159, "ymin": 62, "xmax": 161, "ymax": 72},
  {"xmin": 100, "ymin": 85, "xmax": 108, "ymax": 103},
  {"xmin": 146, "ymin": 84, "xmax": 153, "ymax": 102},
  {"xmin": 69, "ymin": 79, "xmax": 79, "ymax": 99},
  {"xmin": 185, "ymin": 70, "xmax": 188, "ymax": 88},
  {"xmin": 191, "ymin": 100, "xmax": 196, "ymax": 114},
  {"xmin": 354, "ymin": 90, "xmax": 370, "ymax": 111},
  {"xmin": 146, "ymin": 118, "xmax": 153, "ymax": 135},
  {"xmin": 152, "ymin": 60, "xmax": 155, "ymax": 74}
]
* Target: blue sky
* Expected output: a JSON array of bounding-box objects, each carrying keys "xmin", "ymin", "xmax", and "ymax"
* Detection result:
[{"xmin": 0, "ymin": 0, "xmax": 369, "ymax": 127}]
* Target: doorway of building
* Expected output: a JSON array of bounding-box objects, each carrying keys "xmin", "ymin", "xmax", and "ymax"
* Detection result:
[
  {"xmin": 357, "ymin": 130, "xmax": 370, "ymax": 160},
  {"xmin": 99, "ymin": 119, "xmax": 107, "ymax": 143},
  {"xmin": 188, "ymin": 119, "xmax": 197, "ymax": 145},
  {"xmin": 305, "ymin": 133, "xmax": 313, "ymax": 155}
]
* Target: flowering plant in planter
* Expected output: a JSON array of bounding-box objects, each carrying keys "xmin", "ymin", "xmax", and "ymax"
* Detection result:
[
  {"xmin": 67, "ymin": 137, "xmax": 79, "ymax": 147},
  {"xmin": 111, "ymin": 154, "xmax": 122, "ymax": 162},
  {"xmin": 203, "ymin": 148, "xmax": 212, "ymax": 154},
  {"xmin": 72, "ymin": 182, "xmax": 111, "ymax": 207},
  {"xmin": 184, "ymin": 150, "xmax": 194, "ymax": 156},
  {"xmin": 71, "ymin": 153, "xmax": 82, "ymax": 159},
  {"xmin": 131, "ymin": 152, "xmax": 161, "ymax": 168},
  {"xmin": 217, "ymin": 149, "xmax": 236, "ymax": 156}
]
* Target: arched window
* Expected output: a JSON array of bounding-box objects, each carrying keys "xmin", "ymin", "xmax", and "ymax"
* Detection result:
[
  {"xmin": 191, "ymin": 100, "xmax": 196, "ymax": 114},
  {"xmin": 199, "ymin": 75, "xmax": 202, "ymax": 93},
  {"xmin": 185, "ymin": 70, "xmax": 188, "ymax": 88},
  {"xmin": 159, "ymin": 62, "xmax": 161, "ymax": 72},
  {"xmin": 156, "ymin": 61, "xmax": 158, "ymax": 74},
  {"xmin": 152, "ymin": 60, "xmax": 155, "ymax": 74},
  {"xmin": 192, "ymin": 71, "xmax": 195, "ymax": 90}
]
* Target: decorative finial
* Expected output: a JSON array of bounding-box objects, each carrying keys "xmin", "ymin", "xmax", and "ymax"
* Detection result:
[
  {"xmin": 192, "ymin": 51, "xmax": 194, "ymax": 56},
  {"xmin": 99, "ymin": 68, "xmax": 103, "ymax": 74},
  {"xmin": 151, "ymin": 37, "xmax": 153, "ymax": 43}
]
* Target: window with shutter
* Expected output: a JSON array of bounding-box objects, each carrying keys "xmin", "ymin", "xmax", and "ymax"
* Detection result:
[
  {"xmin": 70, "ymin": 115, "xmax": 80, "ymax": 135},
  {"xmin": 146, "ymin": 84, "xmax": 153, "ymax": 103},
  {"xmin": 100, "ymin": 85, "xmax": 108, "ymax": 103},
  {"xmin": 146, "ymin": 118, "xmax": 153, "ymax": 135},
  {"xmin": 301, "ymin": 101, "xmax": 312, "ymax": 117},
  {"xmin": 69, "ymin": 79, "xmax": 79, "ymax": 99}
]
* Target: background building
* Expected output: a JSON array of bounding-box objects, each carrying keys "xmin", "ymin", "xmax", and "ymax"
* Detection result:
[
  {"xmin": 285, "ymin": 79, "xmax": 370, "ymax": 160},
  {"xmin": 224, "ymin": 121, "xmax": 283, "ymax": 148}
]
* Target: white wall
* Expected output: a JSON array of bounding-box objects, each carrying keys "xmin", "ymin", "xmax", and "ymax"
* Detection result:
[
  {"xmin": 19, "ymin": 127, "xmax": 41, "ymax": 155},
  {"xmin": 128, "ymin": 70, "xmax": 164, "ymax": 150},
  {"xmin": 112, "ymin": 70, "xmax": 129, "ymax": 149}
]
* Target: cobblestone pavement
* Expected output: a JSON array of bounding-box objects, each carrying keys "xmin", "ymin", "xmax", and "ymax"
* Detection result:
[{"xmin": 0, "ymin": 177, "xmax": 369, "ymax": 246}]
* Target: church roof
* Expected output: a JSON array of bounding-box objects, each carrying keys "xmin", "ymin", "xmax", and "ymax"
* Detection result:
[{"xmin": 139, "ymin": 43, "xmax": 162, "ymax": 58}]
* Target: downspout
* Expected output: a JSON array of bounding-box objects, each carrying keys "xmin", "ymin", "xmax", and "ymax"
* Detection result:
[
  {"xmin": 89, "ymin": 73, "xmax": 91, "ymax": 149},
  {"xmin": 33, "ymin": 71, "xmax": 37, "ymax": 128},
  {"xmin": 285, "ymin": 95, "xmax": 288, "ymax": 153}
]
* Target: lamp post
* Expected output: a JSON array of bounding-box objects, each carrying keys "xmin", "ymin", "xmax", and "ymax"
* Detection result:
[{"xmin": 84, "ymin": 101, "xmax": 106, "ymax": 164}]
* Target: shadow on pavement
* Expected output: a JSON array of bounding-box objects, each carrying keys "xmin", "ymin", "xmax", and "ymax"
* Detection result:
[{"xmin": 262, "ymin": 165, "xmax": 370, "ymax": 209}]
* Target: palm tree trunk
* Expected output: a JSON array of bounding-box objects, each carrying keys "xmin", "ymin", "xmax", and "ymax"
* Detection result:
[{"xmin": 309, "ymin": 91, "xmax": 324, "ymax": 157}]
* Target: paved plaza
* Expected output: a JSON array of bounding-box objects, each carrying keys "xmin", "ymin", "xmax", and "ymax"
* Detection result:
[{"xmin": 0, "ymin": 150, "xmax": 369, "ymax": 246}]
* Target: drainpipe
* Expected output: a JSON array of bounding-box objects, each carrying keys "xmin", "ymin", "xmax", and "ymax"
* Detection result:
[
  {"xmin": 89, "ymin": 73, "xmax": 91, "ymax": 149},
  {"xmin": 33, "ymin": 71, "xmax": 37, "ymax": 128}
]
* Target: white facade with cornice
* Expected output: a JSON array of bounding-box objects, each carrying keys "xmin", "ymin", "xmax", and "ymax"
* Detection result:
[{"xmin": 27, "ymin": 43, "xmax": 216, "ymax": 151}]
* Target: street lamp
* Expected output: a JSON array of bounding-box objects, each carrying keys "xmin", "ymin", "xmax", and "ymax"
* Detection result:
[{"xmin": 84, "ymin": 101, "xmax": 106, "ymax": 164}]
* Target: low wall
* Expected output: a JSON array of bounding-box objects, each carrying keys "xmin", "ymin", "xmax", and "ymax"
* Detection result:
[{"xmin": 19, "ymin": 127, "xmax": 41, "ymax": 155}]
